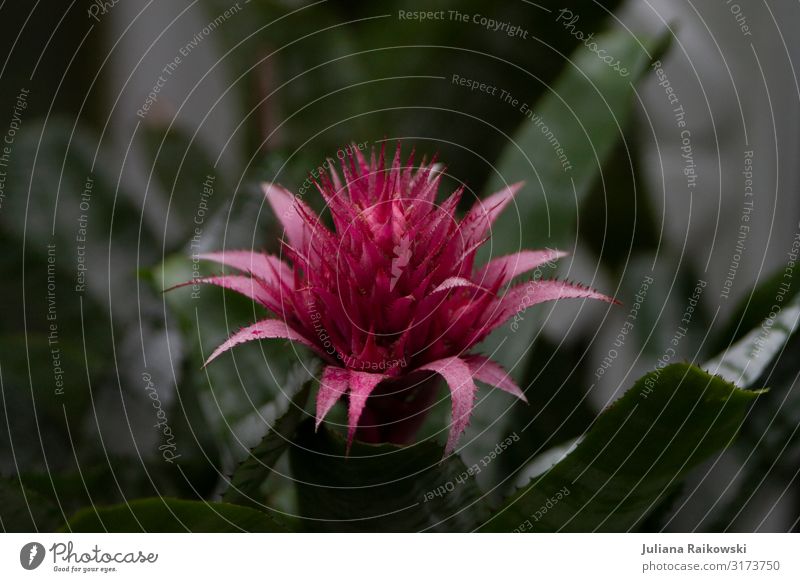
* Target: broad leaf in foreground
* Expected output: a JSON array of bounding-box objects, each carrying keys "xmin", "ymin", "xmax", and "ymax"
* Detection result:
[
  {"xmin": 480, "ymin": 364, "xmax": 757, "ymax": 532},
  {"xmin": 705, "ymin": 292, "xmax": 800, "ymax": 388},
  {"xmin": 65, "ymin": 498, "xmax": 284, "ymax": 533},
  {"xmin": 703, "ymin": 288, "xmax": 800, "ymax": 529}
]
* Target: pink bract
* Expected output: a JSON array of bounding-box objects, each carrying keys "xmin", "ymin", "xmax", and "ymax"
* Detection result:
[{"xmin": 182, "ymin": 145, "xmax": 615, "ymax": 456}]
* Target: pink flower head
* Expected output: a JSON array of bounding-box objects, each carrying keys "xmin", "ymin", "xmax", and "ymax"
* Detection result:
[{"xmin": 182, "ymin": 144, "xmax": 614, "ymax": 456}]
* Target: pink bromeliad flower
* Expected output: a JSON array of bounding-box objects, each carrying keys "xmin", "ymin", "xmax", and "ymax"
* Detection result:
[{"xmin": 185, "ymin": 145, "xmax": 614, "ymax": 456}]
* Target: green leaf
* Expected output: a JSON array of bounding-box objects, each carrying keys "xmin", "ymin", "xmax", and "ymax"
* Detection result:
[
  {"xmin": 140, "ymin": 122, "xmax": 222, "ymax": 251},
  {"xmin": 480, "ymin": 364, "xmax": 757, "ymax": 532},
  {"xmin": 65, "ymin": 498, "xmax": 285, "ymax": 532},
  {"xmin": 222, "ymin": 364, "xmax": 316, "ymax": 508},
  {"xmin": 335, "ymin": 0, "xmax": 625, "ymax": 190},
  {"xmin": 496, "ymin": 337, "xmax": 596, "ymax": 489},
  {"xmin": 0, "ymin": 334, "xmax": 96, "ymax": 468},
  {"xmin": 463, "ymin": 29, "xmax": 670, "ymax": 495},
  {"xmin": 709, "ymin": 268, "xmax": 800, "ymax": 355},
  {"xmin": 702, "ymin": 284, "xmax": 800, "ymax": 529},
  {"xmin": 485, "ymin": 29, "xmax": 670, "ymax": 252},
  {"xmin": 289, "ymin": 419, "xmax": 490, "ymax": 532},
  {"xmin": 705, "ymin": 291, "xmax": 800, "ymax": 388},
  {"xmin": 705, "ymin": 332, "xmax": 800, "ymax": 530},
  {"xmin": 0, "ymin": 477, "xmax": 62, "ymax": 532},
  {"xmin": 0, "ymin": 119, "xmax": 190, "ymax": 473},
  {"xmin": 480, "ymin": 28, "xmax": 670, "ymax": 376},
  {"xmin": 579, "ymin": 137, "xmax": 660, "ymax": 273}
]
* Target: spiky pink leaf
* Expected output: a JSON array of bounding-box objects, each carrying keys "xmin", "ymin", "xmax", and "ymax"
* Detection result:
[
  {"xmin": 476, "ymin": 249, "xmax": 568, "ymax": 287},
  {"xmin": 316, "ymin": 366, "xmax": 350, "ymax": 429},
  {"xmin": 461, "ymin": 182, "xmax": 524, "ymax": 247},
  {"xmin": 171, "ymin": 275, "xmax": 275, "ymax": 309},
  {"xmin": 485, "ymin": 279, "xmax": 617, "ymax": 336},
  {"xmin": 346, "ymin": 371, "xmax": 388, "ymax": 449},
  {"xmin": 465, "ymin": 355, "xmax": 526, "ymax": 401},
  {"xmin": 199, "ymin": 250, "xmax": 292, "ymax": 287},
  {"xmin": 205, "ymin": 319, "xmax": 314, "ymax": 365},
  {"xmin": 431, "ymin": 276, "xmax": 481, "ymax": 294},
  {"xmin": 263, "ymin": 182, "xmax": 320, "ymax": 250},
  {"xmin": 419, "ymin": 357, "xmax": 478, "ymax": 457}
]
